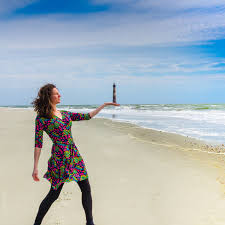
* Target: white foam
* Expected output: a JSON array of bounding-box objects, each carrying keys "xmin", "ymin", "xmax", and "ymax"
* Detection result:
[{"xmin": 6, "ymin": 104, "xmax": 225, "ymax": 144}]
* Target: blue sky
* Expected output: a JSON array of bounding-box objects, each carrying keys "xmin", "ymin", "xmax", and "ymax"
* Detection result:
[{"xmin": 1, "ymin": 0, "xmax": 225, "ymax": 105}]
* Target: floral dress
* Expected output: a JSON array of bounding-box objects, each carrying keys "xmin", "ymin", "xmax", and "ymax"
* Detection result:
[{"xmin": 34, "ymin": 110, "xmax": 92, "ymax": 190}]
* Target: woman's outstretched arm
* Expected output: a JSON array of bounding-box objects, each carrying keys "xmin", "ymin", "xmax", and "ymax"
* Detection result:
[{"xmin": 89, "ymin": 102, "xmax": 120, "ymax": 118}]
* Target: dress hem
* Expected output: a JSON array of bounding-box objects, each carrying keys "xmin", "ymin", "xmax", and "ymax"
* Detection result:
[{"xmin": 43, "ymin": 173, "xmax": 89, "ymax": 190}]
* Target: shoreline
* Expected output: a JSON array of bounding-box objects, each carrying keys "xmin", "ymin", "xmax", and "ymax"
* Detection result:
[
  {"xmin": 2, "ymin": 106, "xmax": 225, "ymax": 164},
  {"xmin": 2, "ymin": 106, "xmax": 225, "ymax": 166},
  {"xmin": 1, "ymin": 106, "xmax": 224, "ymax": 146},
  {"xmin": 100, "ymin": 117, "xmax": 225, "ymax": 178}
]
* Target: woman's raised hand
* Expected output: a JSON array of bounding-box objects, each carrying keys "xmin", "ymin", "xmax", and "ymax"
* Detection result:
[{"xmin": 104, "ymin": 102, "xmax": 120, "ymax": 106}]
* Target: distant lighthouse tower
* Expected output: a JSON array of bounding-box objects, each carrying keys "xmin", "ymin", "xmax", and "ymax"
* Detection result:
[{"xmin": 113, "ymin": 83, "xmax": 116, "ymax": 103}]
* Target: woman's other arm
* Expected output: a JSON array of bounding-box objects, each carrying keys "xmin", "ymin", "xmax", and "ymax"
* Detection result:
[
  {"xmin": 32, "ymin": 115, "xmax": 44, "ymax": 182},
  {"xmin": 32, "ymin": 147, "xmax": 41, "ymax": 181}
]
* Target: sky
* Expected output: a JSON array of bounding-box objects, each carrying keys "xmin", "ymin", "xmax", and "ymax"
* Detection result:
[{"xmin": 1, "ymin": 0, "xmax": 225, "ymax": 105}]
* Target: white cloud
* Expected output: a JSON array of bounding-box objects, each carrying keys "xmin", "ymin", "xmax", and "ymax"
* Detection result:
[
  {"xmin": 0, "ymin": 0, "xmax": 37, "ymax": 15},
  {"xmin": 1, "ymin": 48, "xmax": 225, "ymax": 84},
  {"xmin": 92, "ymin": 0, "xmax": 225, "ymax": 11},
  {"xmin": 1, "ymin": 1, "xmax": 225, "ymax": 104},
  {"xmin": 0, "ymin": 6, "xmax": 225, "ymax": 49},
  {"xmin": 0, "ymin": 0, "xmax": 225, "ymax": 49}
]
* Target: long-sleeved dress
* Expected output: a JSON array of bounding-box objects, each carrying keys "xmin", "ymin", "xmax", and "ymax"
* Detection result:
[{"xmin": 34, "ymin": 110, "xmax": 92, "ymax": 190}]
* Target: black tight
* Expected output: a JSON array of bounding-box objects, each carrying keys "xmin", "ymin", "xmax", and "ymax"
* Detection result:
[
  {"xmin": 77, "ymin": 179, "xmax": 93, "ymax": 224},
  {"xmin": 34, "ymin": 179, "xmax": 94, "ymax": 225}
]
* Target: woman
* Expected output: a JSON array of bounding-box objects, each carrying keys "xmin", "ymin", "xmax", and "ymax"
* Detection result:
[{"xmin": 31, "ymin": 83, "xmax": 120, "ymax": 225}]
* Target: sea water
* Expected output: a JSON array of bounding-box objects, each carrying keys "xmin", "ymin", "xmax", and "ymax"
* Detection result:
[{"xmin": 5, "ymin": 104, "xmax": 225, "ymax": 145}]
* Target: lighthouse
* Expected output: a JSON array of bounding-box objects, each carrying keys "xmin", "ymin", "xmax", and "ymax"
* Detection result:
[{"xmin": 113, "ymin": 83, "xmax": 116, "ymax": 103}]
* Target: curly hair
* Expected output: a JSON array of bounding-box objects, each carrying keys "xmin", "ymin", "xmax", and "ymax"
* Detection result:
[{"xmin": 31, "ymin": 83, "xmax": 56, "ymax": 119}]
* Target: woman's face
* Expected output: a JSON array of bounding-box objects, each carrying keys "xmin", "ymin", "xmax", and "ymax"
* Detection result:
[{"xmin": 50, "ymin": 87, "xmax": 61, "ymax": 105}]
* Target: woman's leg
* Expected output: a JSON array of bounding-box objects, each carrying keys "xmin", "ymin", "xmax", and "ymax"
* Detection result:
[
  {"xmin": 33, "ymin": 182, "xmax": 64, "ymax": 225},
  {"xmin": 77, "ymin": 178, "xmax": 94, "ymax": 225}
]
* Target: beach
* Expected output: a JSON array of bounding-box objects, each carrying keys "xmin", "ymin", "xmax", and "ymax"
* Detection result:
[{"xmin": 1, "ymin": 108, "xmax": 225, "ymax": 225}]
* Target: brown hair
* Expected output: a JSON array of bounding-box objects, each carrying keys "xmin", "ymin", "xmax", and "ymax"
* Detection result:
[{"xmin": 31, "ymin": 83, "xmax": 56, "ymax": 119}]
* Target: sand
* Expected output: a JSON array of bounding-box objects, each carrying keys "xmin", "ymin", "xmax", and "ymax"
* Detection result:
[{"xmin": 1, "ymin": 108, "xmax": 225, "ymax": 225}]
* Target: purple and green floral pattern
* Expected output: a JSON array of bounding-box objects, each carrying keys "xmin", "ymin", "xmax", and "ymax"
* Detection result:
[{"xmin": 34, "ymin": 110, "xmax": 91, "ymax": 190}]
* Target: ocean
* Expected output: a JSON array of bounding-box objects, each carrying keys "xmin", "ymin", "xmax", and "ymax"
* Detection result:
[{"xmin": 3, "ymin": 104, "xmax": 225, "ymax": 145}]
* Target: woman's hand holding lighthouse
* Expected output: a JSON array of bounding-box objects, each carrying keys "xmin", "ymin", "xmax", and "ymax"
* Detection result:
[
  {"xmin": 104, "ymin": 102, "xmax": 120, "ymax": 106},
  {"xmin": 89, "ymin": 102, "xmax": 120, "ymax": 118}
]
